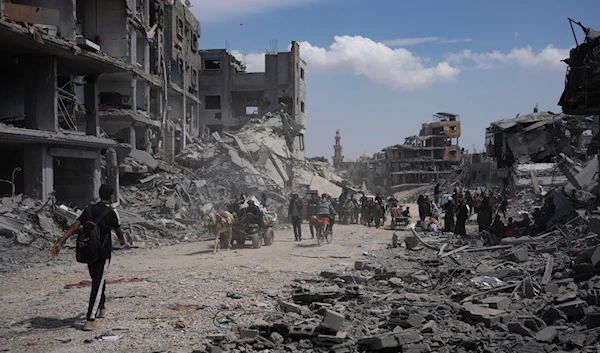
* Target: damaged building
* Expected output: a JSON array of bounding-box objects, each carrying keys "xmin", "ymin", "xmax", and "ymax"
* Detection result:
[
  {"xmin": 384, "ymin": 112, "xmax": 462, "ymax": 191},
  {"xmin": 485, "ymin": 110, "xmax": 593, "ymax": 193},
  {"xmin": 198, "ymin": 42, "xmax": 307, "ymax": 159}
]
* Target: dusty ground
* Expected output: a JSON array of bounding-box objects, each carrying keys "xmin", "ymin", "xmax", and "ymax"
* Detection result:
[{"xmin": 0, "ymin": 212, "xmax": 417, "ymax": 353}]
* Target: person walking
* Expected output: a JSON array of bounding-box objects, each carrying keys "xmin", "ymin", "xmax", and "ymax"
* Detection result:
[
  {"xmin": 288, "ymin": 193, "xmax": 303, "ymax": 241},
  {"xmin": 417, "ymin": 195, "xmax": 426, "ymax": 221},
  {"xmin": 51, "ymin": 185, "xmax": 126, "ymax": 331},
  {"xmin": 455, "ymin": 200, "xmax": 469, "ymax": 236},
  {"xmin": 442, "ymin": 198, "xmax": 455, "ymax": 233},
  {"xmin": 434, "ymin": 183, "xmax": 441, "ymax": 205},
  {"xmin": 306, "ymin": 193, "xmax": 319, "ymax": 239},
  {"xmin": 477, "ymin": 197, "xmax": 493, "ymax": 232}
]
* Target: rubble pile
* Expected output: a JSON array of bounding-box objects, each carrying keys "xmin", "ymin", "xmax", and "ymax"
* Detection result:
[
  {"xmin": 173, "ymin": 116, "xmax": 348, "ymax": 218},
  {"xmin": 196, "ymin": 221, "xmax": 600, "ymax": 353}
]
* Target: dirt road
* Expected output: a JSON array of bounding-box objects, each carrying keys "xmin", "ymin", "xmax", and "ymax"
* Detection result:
[{"xmin": 0, "ymin": 218, "xmax": 413, "ymax": 353}]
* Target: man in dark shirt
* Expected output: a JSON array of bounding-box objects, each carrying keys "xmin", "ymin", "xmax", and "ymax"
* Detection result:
[
  {"xmin": 52, "ymin": 185, "xmax": 125, "ymax": 331},
  {"xmin": 288, "ymin": 193, "xmax": 304, "ymax": 241},
  {"xmin": 306, "ymin": 194, "xmax": 319, "ymax": 238}
]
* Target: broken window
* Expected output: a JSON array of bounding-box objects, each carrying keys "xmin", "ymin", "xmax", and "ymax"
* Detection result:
[
  {"xmin": 191, "ymin": 69, "xmax": 197, "ymax": 87},
  {"xmin": 246, "ymin": 106, "xmax": 258, "ymax": 115},
  {"xmin": 205, "ymin": 95, "xmax": 221, "ymax": 109},
  {"xmin": 300, "ymin": 68, "xmax": 305, "ymax": 80},
  {"xmin": 300, "ymin": 101, "xmax": 305, "ymax": 113},
  {"xmin": 176, "ymin": 18, "xmax": 183, "ymax": 39},
  {"xmin": 204, "ymin": 60, "xmax": 221, "ymax": 70},
  {"xmin": 191, "ymin": 34, "xmax": 198, "ymax": 52}
]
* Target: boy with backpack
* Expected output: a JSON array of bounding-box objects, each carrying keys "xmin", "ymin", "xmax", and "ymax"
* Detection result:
[{"xmin": 51, "ymin": 184, "xmax": 126, "ymax": 331}]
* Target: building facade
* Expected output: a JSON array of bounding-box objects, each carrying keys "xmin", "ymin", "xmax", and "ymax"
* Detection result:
[{"xmin": 384, "ymin": 112, "xmax": 461, "ymax": 191}]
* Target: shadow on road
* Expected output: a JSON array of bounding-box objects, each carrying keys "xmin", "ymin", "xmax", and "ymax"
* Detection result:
[{"xmin": 10, "ymin": 316, "xmax": 83, "ymax": 331}]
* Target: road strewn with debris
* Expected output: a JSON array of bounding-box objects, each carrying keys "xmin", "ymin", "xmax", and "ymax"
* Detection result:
[{"xmin": 0, "ymin": 222, "xmax": 399, "ymax": 353}]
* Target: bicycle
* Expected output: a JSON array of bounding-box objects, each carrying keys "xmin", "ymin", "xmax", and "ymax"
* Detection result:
[{"xmin": 309, "ymin": 216, "xmax": 333, "ymax": 245}]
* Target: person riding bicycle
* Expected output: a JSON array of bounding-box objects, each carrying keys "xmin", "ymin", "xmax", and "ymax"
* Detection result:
[{"xmin": 318, "ymin": 193, "xmax": 336, "ymax": 233}]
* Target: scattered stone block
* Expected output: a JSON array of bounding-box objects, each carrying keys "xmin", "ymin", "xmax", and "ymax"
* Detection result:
[
  {"xmin": 269, "ymin": 332, "xmax": 284, "ymax": 345},
  {"xmin": 503, "ymin": 246, "xmax": 529, "ymax": 263},
  {"xmin": 544, "ymin": 283, "xmax": 559, "ymax": 295},
  {"xmin": 420, "ymin": 320, "xmax": 437, "ymax": 334},
  {"xmin": 587, "ymin": 311, "xmax": 600, "ymax": 329},
  {"xmin": 279, "ymin": 301, "xmax": 304, "ymax": 314},
  {"xmin": 535, "ymin": 326, "xmax": 558, "ymax": 343},
  {"xmin": 407, "ymin": 313, "xmax": 424, "ymax": 327},
  {"xmin": 239, "ymin": 329, "xmax": 259, "ymax": 339},
  {"xmin": 355, "ymin": 260, "xmax": 370, "ymax": 270},
  {"xmin": 206, "ymin": 344, "xmax": 224, "ymax": 353},
  {"xmin": 508, "ymin": 322, "xmax": 534, "ymax": 337},
  {"xmin": 462, "ymin": 302, "xmax": 507, "ymax": 327},
  {"xmin": 319, "ymin": 310, "xmax": 345, "ymax": 333},
  {"xmin": 523, "ymin": 278, "xmax": 535, "ymax": 298},
  {"xmin": 480, "ymin": 296, "xmax": 510, "ymax": 310},
  {"xmin": 369, "ymin": 334, "xmax": 398, "ymax": 350},
  {"xmin": 405, "ymin": 236, "xmax": 419, "ymax": 250},
  {"xmin": 541, "ymin": 306, "xmax": 568, "ymax": 323},
  {"xmin": 555, "ymin": 299, "xmax": 587, "ymax": 318},
  {"xmin": 592, "ymin": 246, "xmax": 600, "ymax": 267}
]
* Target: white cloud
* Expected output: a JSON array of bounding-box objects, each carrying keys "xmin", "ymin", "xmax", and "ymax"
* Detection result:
[
  {"xmin": 382, "ymin": 37, "xmax": 441, "ymax": 46},
  {"xmin": 188, "ymin": 0, "xmax": 318, "ymax": 22},
  {"xmin": 297, "ymin": 36, "xmax": 460, "ymax": 91},
  {"xmin": 230, "ymin": 50, "xmax": 266, "ymax": 72},
  {"xmin": 232, "ymin": 36, "xmax": 460, "ymax": 90},
  {"xmin": 382, "ymin": 37, "xmax": 472, "ymax": 46},
  {"xmin": 446, "ymin": 45, "xmax": 570, "ymax": 70}
]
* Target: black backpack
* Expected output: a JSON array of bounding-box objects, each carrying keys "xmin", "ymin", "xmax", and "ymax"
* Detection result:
[{"xmin": 76, "ymin": 206, "xmax": 112, "ymax": 264}]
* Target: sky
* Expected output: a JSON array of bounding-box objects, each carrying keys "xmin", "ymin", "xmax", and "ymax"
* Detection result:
[{"xmin": 189, "ymin": 0, "xmax": 600, "ymax": 161}]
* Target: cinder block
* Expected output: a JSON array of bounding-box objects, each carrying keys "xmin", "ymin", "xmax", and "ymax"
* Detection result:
[
  {"xmin": 288, "ymin": 325, "xmax": 315, "ymax": 338},
  {"xmin": 544, "ymin": 283, "xmax": 559, "ymax": 295},
  {"xmin": 320, "ymin": 310, "xmax": 345, "ymax": 333},
  {"xmin": 404, "ymin": 235, "xmax": 419, "ymax": 250},
  {"xmin": 504, "ymin": 246, "xmax": 529, "ymax": 263},
  {"xmin": 480, "ymin": 296, "xmax": 510, "ymax": 310}
]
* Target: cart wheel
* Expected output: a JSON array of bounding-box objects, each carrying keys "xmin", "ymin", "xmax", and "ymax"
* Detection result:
[
  {"xmin": 235, "ymin": 237, "xmax": 246, "ymax": 246},
  {"xmin": 317, "ymin": 227, "xmax": 324, "ymax": 246},
  {"xmin": 263, "ymin": 229, "xmax": 274, "ymax": 246},
  {"xmin": 252, "ymin": 233, "xmax": 262, "ymax": 248},
  {"xmin": 326, "ymin": 230, "xmax": 333, "ymax": 244}
]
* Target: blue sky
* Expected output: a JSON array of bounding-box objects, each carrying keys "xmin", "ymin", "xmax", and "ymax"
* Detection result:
[{"xmin": 190, "ymin": 0, "xmax": 600, "ymax": 160}]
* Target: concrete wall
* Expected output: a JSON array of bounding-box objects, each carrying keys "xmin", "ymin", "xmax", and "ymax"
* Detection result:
[
  {"xmin": 82, "ymin": 0, "xmax": 127, "ymax": 59},
  {"xmin": 13, "ymin": 0, "xmax": 76, "ymax": 40}
]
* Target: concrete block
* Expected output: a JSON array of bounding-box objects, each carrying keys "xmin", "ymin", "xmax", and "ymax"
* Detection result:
[
  {"xmin": 310, "ymin": 302, "xmax": 333, "ymax": 315},
  {"xmin": 544, "ymin": 283, "xmax": 559, "ymax": 295},
  {"xmin": 320, "ymin": 310, "xmax": 345, "ymax": 333},
  {"xmin": 368, "ymin": 334, "xmax": 398, "ymax": 350},
  {"xmin": 288, "ymin": 325, "xmax": 315, "ymax": 338},
  {"xmin": 407, "ymin": 313, "xmax": 424, "ymax": 327},
  {"xmin": 205, "ymin": 344, "xmax": 224, "ymax": 353},
  {"xmin": 394, "ymin": 330, "xmax": 423, "ymax": 345},
  {"xmin": 404, "ymin": 344, "xmax": 431, "ymax": 353},
  {"xmin": 462, "ymin": 303, "xmax": 507, "ymax": 327},
  {"xmin": 555, "ymin": 299, "xmax": 587, "ymax": 318},
  {"xmin": 587, "ymin": 311, "xmax": 600, "ymax": 329},
  {"xmin": 541, "ymin": 306, "xmax": 568, "ymax": 323},
  {"xmin": 239, "ymin": 328, "xmax": 259, "ymax": 339},
  {"xmin": 313, "ymin": 333, "xmax": 346, "ymax": 346},
  {"xmin": 523, "ymin": 278, "xmax": 535, "ymax": 298},
  {"xmin": 279, "ymin": 301, "xmax": 305, "ymax": 314},
  {"xmin": 269, "ymin": 332, "xmax": 284, "ymax": 345},
  {"xmin": 508, "ymin": 322, "xmax": 534, "ymax": 337},
  {"xmin": 480, "ymin": 296, "xmax": 510, "ymax": 310},
  {"xmin": 587, "ymin": 289, "xmax": 600, "ymax": 306},
  {"xmin": 504, "ymin": 246, "xmax": 529, "ymax": 263},
  {"xmin": 404, "ymin": 235, "xmax": 419, "ymax": 250},
  {"xmin": 535, "ymin": 326, "xmax": 558, "ymax": 343},
  {"xmin": 354, "ymin": 260, "xmax": 370, "ymax": 270},
  {"xmin": 420, "ymin": 320, "xmax": 437, "ymax": 333},
  {"xmin": 592, "ymin": 246, "xmax": 600, "ymax": 267}
]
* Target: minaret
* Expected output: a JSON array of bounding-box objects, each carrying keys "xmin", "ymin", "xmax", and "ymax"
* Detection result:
[{"xmin": 333, "ymin": 130, "xmax": 344, "ymax": 169}]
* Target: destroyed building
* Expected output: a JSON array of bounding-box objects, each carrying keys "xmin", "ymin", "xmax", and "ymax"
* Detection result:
[
  {"xmin": 384, "ymin": 112, "xmax": 462, "ymax": 191},
  {"xmin": 198, "ymin": 42, "xmax": 307, "ymax": 159},
  {"xmin": 559, "ymin": 19, "xmax": 600, "ymax": 116},
  {"xmin": 485, "ymin": 110, "xmax": 593, "ymax": 193}
]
